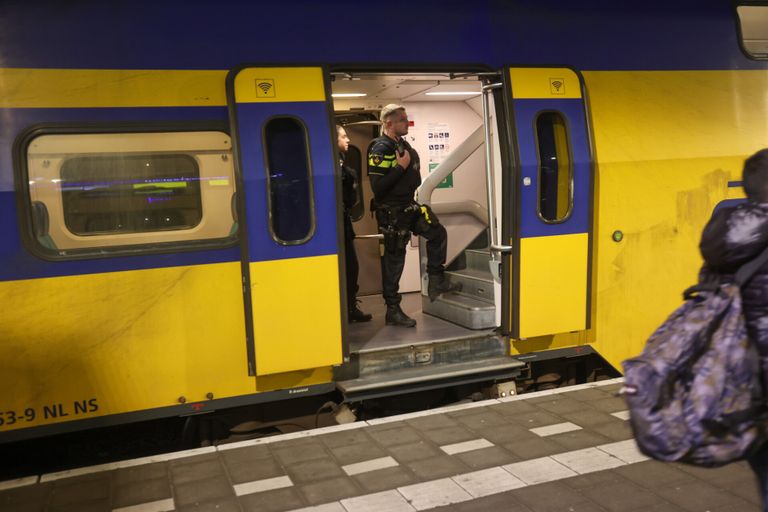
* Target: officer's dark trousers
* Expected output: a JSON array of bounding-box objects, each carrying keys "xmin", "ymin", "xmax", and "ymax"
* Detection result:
[
  {"xmin": 379, "ymin": 209, "xmax": 447, "ymax": 306},
  {"xmin": 343, "ymin": 214, "xmax": 360, "ymax": 309}
]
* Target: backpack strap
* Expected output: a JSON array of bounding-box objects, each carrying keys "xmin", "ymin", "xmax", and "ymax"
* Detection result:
[
  {"xmin": 683, "ymin": 281, "xmax": 721, "ymax": 300},
  {"xmin": 735, "ymin": 244, "xmax": 768, "ymax": 287}
]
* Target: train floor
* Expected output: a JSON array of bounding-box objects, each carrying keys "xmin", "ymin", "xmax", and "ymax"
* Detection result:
[
  {"xmin": 347, "ymin": 292, "xmax": 494, "ymax": 353},
  {"xmin": 0, "ymin": 378, "xmax": 761, "ymax": 512}
]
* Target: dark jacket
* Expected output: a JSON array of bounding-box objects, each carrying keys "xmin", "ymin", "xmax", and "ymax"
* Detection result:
[
  {"xmin": 700, "ymin": 202, "xmax": 768, "ymax": 354},
  {"xmin": 367, "ymin": 135, "xmax": 421, "ymax": 206},
  {"xmin": 339, "ymin": 156, "xmax": 357, "ymax": 212}
]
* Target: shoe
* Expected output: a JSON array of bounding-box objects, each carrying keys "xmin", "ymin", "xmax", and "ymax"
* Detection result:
[
  {"xmin": 427, "ymin": 273, "xmax": 462, "ymax": 302},
  {"xmin": 348, "ymin": 302, "xmax": 372, "ymax": 323},
  {"xmin": 385, "ymin": 305, "xmax": 416, "ymax": 327}
]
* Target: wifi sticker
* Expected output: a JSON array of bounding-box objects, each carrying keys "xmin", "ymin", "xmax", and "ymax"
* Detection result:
[
  {"xmin": 255, "ymin": 79, "xmax": 276, "ymax": 98},
  {"xmin": 549, "ymin": 78, "xmax": 565, "ymax": 95}
]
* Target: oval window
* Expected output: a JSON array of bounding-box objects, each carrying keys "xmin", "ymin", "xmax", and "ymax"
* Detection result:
[
  {"xmin": 264, "ymin": 117, "xmax": 315, "ymax": 244},
  {"xmin": 536, "ymin": 112, "xmax": 573, "ymax": 222}
]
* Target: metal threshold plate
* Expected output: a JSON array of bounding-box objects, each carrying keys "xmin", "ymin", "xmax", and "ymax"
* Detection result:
[{"xmin": 337, "ymin": 356, "xmax": 524, "ymax": 394}]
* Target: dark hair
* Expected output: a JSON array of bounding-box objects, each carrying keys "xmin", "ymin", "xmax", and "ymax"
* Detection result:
[{"xmin": 743, "ymin": 149, "xmax": 768, "ymax": 202}]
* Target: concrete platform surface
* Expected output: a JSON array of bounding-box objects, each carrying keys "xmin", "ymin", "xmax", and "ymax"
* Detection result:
[{"xmin": 0, "ymin": 378, "xmax": 761, "ymax": 512}]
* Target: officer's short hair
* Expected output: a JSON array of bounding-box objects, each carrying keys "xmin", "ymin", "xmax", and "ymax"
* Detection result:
[
  {"xmin": 380, "ymin": 104, "xmax": 405, "ymax": 123},
  {"xmin": 743, "ymin": 148, "xmax": 768, "ymax": 202}
]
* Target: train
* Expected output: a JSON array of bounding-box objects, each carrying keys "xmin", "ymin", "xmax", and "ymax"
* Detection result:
[{"xmin": 0, "ymin": 0, "xmax": 766, "ymax": 443}]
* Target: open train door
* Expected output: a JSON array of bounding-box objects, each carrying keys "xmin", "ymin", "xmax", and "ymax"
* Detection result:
[
  {"xmin": 502, "ymin": 67, "xmax": 594, "ymax": 339},
  {"xmin": 227, "ymin": 66, "xmax": 344, "ymax": 376}
]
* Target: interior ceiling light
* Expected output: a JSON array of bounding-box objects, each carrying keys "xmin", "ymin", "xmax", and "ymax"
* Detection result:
[
  {"xmin": 331, "ymin": 93, "xmax": 367, "ymax": 98},
  {"xmin": 425, "ymin": 91, "xmax": 481, "ymax": 96}
]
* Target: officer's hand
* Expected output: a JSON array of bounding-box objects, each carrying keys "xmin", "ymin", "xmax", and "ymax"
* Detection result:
[{"xmin": 396, "ymin": 148, "xmax": 411, "ymax": 169}]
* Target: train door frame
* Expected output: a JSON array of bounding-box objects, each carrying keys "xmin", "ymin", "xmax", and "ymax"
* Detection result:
[
  {"xmin": 329, "ymin": 66, "xmax": 511, "ymax": 339},
  {"xmin": 499, "ymin": 66, "xmax": 596, "ymax": 340},
  {"xmin": 226, "ymin": 64, "xmax": 347, "ymax": 378}
]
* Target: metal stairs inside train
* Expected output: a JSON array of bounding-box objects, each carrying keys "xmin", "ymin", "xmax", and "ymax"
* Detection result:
[{"xmin": 422, "ymin": 246, "xmax": 497, "ymax": 330}]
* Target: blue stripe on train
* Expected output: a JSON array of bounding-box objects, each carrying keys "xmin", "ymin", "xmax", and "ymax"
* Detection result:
[{"xmin": 0, "ymin": 191, "xmax": 241, "ymax": 282}]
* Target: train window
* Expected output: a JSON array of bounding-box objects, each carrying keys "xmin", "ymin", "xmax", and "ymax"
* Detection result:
[
  {"xmin": 60, "ymin": 154, "xmax": 202, "ymax": 235},
  {"xmin": 25, "ymin": 131, "xmax": 236, "ymax": 256},
  {"xmin": 263, "ymin": 117, "xmax": 315, "ymax": 244},
  {"xmin": 535, "ymin": 112, "xmax": 573, "ymax": 223},
  {"xmin": 737, "ymin": 5, "xmax": 768, "ymax": 59},
  {"xmin": 345, "ymin": 144, "xmax": 365, "ymax": 221}
]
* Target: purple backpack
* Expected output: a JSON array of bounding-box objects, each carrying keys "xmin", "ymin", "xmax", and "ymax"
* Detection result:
[{"xmin": 622, "ymin": 252, "xmax": 768, "ymax": 467}]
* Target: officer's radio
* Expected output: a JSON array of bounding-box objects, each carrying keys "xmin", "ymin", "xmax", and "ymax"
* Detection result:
[{"xmin": 396, "ymin": 139, "xmax": 405, "ymax": 157}]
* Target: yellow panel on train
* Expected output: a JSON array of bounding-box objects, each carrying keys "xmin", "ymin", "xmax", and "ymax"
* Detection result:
[
  {"xmin": 518, "ymin": 233, "xmax": 588, "ymax": 338},
  {"xmin": 249, "ymin": 254, "xmax": 342, "ymax": 375},
  {"xmin": 509, "ymin": 68, "xmax": 582, "ymax": 99},
  {"xmin": 0, "ymin": 262, "xmax": 251, "ymax": 431},
  {"xmin": 233, "ymin": 67, "xmax": 326, "ymax": 103},
  {"xmin": 0, "ymin": 68, "xmax": 228, "ymax": 108},
  {"xmin": 584, "ymin": 69, "xmax": 767, "ymax": 369}
]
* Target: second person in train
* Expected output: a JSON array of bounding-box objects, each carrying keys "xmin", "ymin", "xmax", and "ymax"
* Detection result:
[{"xmin": 337, "ymin": 125, "xmax": 372, "ymax": 323}]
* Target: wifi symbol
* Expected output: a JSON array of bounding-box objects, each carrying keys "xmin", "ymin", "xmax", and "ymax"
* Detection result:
[
  {"xmin": 550, "ymin": 79, "xmax": 564, "ymax": 94},
  {"xmin": 256, "ymin": 79, "xmax": 275, "ymax": 97}
]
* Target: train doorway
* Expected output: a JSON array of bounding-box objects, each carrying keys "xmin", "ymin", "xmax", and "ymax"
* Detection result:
[
  {"xmin": 331, "ymin": 71, "xmax": 505, "ymax": 349},
  {"xmin": 226, "ymin": 65, "xmax": 594, "ymax": 401},
  {"xmin": 328, "ymin": 70, "xmax": 526, "ymax": 401}
]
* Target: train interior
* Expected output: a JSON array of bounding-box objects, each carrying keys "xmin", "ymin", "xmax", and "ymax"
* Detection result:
[{"xmin": 331, "ymin": 72, "xmax": 520, "ymax": 398}]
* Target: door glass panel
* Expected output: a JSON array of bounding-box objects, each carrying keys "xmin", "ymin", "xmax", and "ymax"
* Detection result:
[
  {"xmin": 536, "ymin": 111, "xmax": 572, "ymax": 222},
  {"xmin": 264, "ymin": 117, "xmax": 315, "ymax": 244}
]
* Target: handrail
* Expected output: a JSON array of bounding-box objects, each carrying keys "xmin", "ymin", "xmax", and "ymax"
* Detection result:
[
  {"xmin": 490, "ymin": 244, "xmax": 513, "ymax": 253},
  {"xmin": 481, "ymin": 83, "xmax": 513, "ymax": 257},
  {"xmin": 415, "ymin": 125, "xmax": 485, "ymax": 206},
  {"xmin": 429, "ymin": 200, "xmax": 488, "ymax": 225}
]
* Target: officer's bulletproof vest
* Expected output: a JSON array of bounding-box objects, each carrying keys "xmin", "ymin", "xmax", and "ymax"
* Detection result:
[{"xmin": 370, "ymin": 136, "xmax": 421, "ymax": 206}]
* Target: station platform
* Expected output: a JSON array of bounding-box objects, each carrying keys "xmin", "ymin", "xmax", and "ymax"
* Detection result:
[{"xmin": 0, "ymin": 378, "xmax": 760, "ymax": 512}]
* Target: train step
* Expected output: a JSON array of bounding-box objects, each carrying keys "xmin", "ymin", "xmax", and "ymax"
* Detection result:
[
  {"xmin": 422, "ymin": 291, "xmax": 496, "ymax": 330},
  {"xmin": 464, "ymin": 248, "xmax": 493, "ymax": 273},
  {"xmin": 337, "ymin": 355, "xmax": 524, "ymax": 402},
  {"xmin": 352, "ymin": 333, "xmax": 508, "ymax": 378},
  {"xmin": 444, "ymin": 267, "xmax": 495, "ymax": 304},
  {"xmin": 422, "ymin": 247, "xmax": 497, "ymax": 329}
]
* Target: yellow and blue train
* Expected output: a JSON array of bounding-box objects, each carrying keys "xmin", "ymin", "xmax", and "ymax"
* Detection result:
[{"xmin": 1, "ymin": 0, "xmax": 766, "ymax": 443}]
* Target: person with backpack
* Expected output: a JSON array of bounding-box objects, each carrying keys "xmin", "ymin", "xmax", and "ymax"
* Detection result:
[{"xmin": 699, "ymin": 148, "xmax": 768, "ymax": 509}]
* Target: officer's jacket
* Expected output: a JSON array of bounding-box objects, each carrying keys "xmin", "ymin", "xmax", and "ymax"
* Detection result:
[{"xmin": 367, "ymin": 135, "xmax": 421, "ymax": 206}]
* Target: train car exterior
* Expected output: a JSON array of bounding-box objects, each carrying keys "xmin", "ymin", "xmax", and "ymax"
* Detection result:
[{"xmin": 0, "ymin": 0, "xmax": 766, "ymax": 442}]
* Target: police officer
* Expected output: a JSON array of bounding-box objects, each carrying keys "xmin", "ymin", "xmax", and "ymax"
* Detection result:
[
  {"xmin": 338, "ymin": 125, "xmax": 371, "ymax": 323},
  {"xmin": 368, "ymin": 104, "xmax": 459, "ymax": 327}
]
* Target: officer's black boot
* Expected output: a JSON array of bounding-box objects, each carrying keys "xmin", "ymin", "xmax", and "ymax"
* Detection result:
[
  {"xmin": 385, "ymin": 304, "xmax": 416, "ymax": 327},
  {"xmin": 349, "ymin": 301, "xmax": 372, "ymax": 323},
  {"xmin": 428, "ymin": 272, "xmax": 462, "ymax": 302}
]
